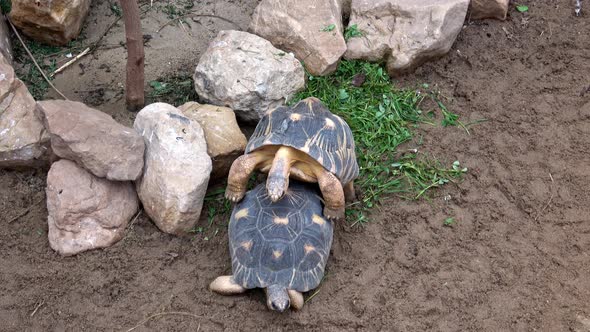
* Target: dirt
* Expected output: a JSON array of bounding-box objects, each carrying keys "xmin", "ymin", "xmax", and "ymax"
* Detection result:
[{"xmin": 1, "ymin": 0, "xmax": 590, "ymax": 331}]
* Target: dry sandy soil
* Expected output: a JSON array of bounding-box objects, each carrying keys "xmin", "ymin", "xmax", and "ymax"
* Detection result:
[{"xmin": 1, "ymin": 0, "xmax": 590, "ymax": 331}]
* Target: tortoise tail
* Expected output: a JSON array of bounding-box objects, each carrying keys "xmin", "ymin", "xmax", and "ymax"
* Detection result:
[{"xmin": 266, "ymin": 146, "xmax": 292, "ymax": 202}]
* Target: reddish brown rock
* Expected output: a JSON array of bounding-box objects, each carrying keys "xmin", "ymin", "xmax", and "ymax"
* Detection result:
[
  {"xmin": 179, "ymin": 102, "xmax": 247, "ymax": 181},
  {"xmin": 249, "ymin": 0, "xmax": 346, "ymax": 76},
  {"xmin": 9, "ymin": 0, "xmax": 91, "ymax": 46},
  {"xmin": 36, "ymin": 100, "xmax": 145, "ymax": 181},
  {"xmin": 470, "ymin": 0, "xmax": 509, "ymax": 20},
  {"xmin": 46, "ymin": 160, "xmax": 138, "ymax": 256}
]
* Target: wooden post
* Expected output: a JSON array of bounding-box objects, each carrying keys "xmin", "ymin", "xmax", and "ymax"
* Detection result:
[{"xmin": 120, "ymin": 0, "xmax": 145, "ymax": 111}]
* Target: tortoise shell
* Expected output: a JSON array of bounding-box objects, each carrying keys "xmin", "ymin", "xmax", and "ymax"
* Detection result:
[
  {"xmin": 246, "ymin": 97, "xmax": 359, "ymax": 184},
  {"xmin": 228, "ymin": 180, "xmax": 333, "ymax": 292}
]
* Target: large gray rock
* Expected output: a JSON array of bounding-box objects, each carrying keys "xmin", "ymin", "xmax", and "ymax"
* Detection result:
[
  {"xmin": 249, "ymin": 0, "xmax": 346, "ymax": 76},
  {"xmin": 470, "ymin": 0, "xmax": 509, "ymax": 20},
  {"xmin": 36, "ymin": 100, "xmax": 145, "ymax": 181},
  {"xmin": 46, "ymin": 160, "xmax": 138, "ymax": 256},
  {"xmin": 178, "ymin": 102, "xmax": 247, "ymax": 181},
  {"xmin": 345, "ymin": 0, "xmax": 469, "ymax": 75},
  {"xmin": 194, "ymin": 30, "xmax": 305, "ymax": 122},
  {"xmin": 9, "ymin": 0, "xmax": 91, "ymax": 46},
  {"xmin": 0, "ymin": 58, "xmax": 50, "ymax": 168},
  {"xmin": 134, "ymin": 103, "xmax": 212, "ymax": 235}
]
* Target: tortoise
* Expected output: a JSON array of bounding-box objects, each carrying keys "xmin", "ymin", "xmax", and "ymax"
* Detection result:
[
  {"xmin": 224, "ymin": 97, "xmax": 359, "ymax": 220},
  {"xmin": 210, "ymin": 180, "xmax": 333, "ymax": 312}
]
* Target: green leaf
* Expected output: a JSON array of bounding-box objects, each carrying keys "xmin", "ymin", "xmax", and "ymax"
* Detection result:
[
  {"xmin": 321, "ymin": 24, "xmax": 336, "ymax": 32},
  {"xmin": 338, "ymin": 89, "xmax": 349, "ymax": 100},
  {"xmin": 516, "ymin": 5, "xmax": 529, "ymax": 12},
  {"xmin": 443, "ymin": 217, "xmax": 455, "ymax": 227}
]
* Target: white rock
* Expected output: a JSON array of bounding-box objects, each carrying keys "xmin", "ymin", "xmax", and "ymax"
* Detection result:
[
  {"xmin": 0, "ymin": 58, "xmax": 50, "ymax": 168},
  {"xmin": 46, "ymin": 160, "xmax": 138, "ymax": 256},
  {"xmin": 134, "ymin": 103, "xmax": 212, "ymax": 235},
  {"xmin": 345, "ymin": 0, "xmax": 469, "ymax": 75},
  {"xmin": 193, "ymin": 30, "xmax": 305, "ymax": 122}
]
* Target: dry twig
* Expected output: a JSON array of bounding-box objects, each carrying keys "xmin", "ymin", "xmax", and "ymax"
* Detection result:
[
  {"xmin": 534, "ymin": 173, "xmax": 555, "ymax": 221},
  {"xmin": 7, "ymin": 197, "xmax": 45, "ymax": 224},
  {"xmin": 51, "ymin": 47, "xmax": 90, "ymax": 77}
]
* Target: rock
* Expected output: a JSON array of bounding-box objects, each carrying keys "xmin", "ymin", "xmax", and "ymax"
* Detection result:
[
  {"xmin": 470, "ymin": 0, "xmax": 509, "ymax": 20},
  {"xmin": 249, "ymin": 0, "xmax": 346, "ymax": 76},
  {"xmin": 36, "ymin": 100, "xmax": 145, "ymax": 181},
  {"xmin": 0, "ymin": 15, "xmax": 13, "ymax": 64},
  {"xmin": 134, "ymin": 103, "xmax": 212, "ymax": 235},
  {"xmin": 178, "ymin": 102, "xmax": 247, "ymax": 181},
  {"xmin": 9, "ymin": 0, "xmax": 91, "ymax": 46},
  {"xmin": 194, "ymin": 30, "xmax": 305, "ymax": 122},
  {"xmin": 46, "ymin": 160, "xmax": 138, "ymax": 256},
  {"xmin": 0, "ymin": 60, "xmax": 51, "ymax": 168},
  {"xmin": 344, "ymin": 0, "xmax": 469, "ymax": 75}
]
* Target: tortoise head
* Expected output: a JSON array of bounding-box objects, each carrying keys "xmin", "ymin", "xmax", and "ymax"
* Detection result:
[{"xmin": 266, "ymin": 284, "xmax": 290, "ymax": 312}]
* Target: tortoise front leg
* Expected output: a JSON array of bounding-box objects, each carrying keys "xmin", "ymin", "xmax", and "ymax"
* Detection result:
[
  {"xmin": 287, "ymin": 290, "xmax": 304, "ymax": 310},
  {"xmin": 225, "ymin": 152, "xmax": 264, "ymax": 202},
  {"xmin": 317, "ymin": 170, "xmax": 345, "ymax": 221},
  {"xmin": 209, "ymin": 275, "xmax": 246, "ymax": 295}
]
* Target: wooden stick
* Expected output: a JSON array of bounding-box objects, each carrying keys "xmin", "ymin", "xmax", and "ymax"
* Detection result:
[
  {"xmin": 50, "ymin": 47, "xmax": 90, "ymax": 77},
  {"xmin": 119, "ymin": 0, "xmax": 145, "ymax": 111},
  {"xmin": 6, "ymin": 17, "xmax": 69, "ymax": 100}
]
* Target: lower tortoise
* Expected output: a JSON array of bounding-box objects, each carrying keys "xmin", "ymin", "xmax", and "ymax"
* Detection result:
[
  {"xmin": 210, "ymin": 180, "xmax": 333, "ymax": 312},
  {"xmin": 225, "ymin": 97, "xmax": 359, "ymax": 220}
]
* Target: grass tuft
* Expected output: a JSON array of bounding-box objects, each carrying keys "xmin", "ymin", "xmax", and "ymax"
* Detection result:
[
  {"xmin": 290, "ymin": 60, "xmax": 466, "ymax": 224},
  {"xmin": 147, "ymin": 73, "xmax": 198, "ymax": 106}
]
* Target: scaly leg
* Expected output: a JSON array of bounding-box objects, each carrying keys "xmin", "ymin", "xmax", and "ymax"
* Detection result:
[
  {"xmin": 287, "ymin": 290, "xmax": 304, "ymax": 310},
  {"xmin": 317, "ymin": 170, "xmax": 345, "ymax": 220},
  {"xmin": 209, "ymin": 275, "xmax": 246, "ymax": 295},
  {"xmin": 225, "ymin": 152, "xmax": 264, "ymax": 202}
]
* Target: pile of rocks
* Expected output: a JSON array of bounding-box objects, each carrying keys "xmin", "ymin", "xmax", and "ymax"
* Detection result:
[
  {"xmin": 194, "ymin": 0, "xmax": 510, "ymax": 120},
  {"xmin": 1, "ymin": 0, "xmax": 512, "ymax": 256}
]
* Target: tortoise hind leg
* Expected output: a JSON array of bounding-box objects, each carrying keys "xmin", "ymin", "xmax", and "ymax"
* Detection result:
[
  {"xmin": 317, "ymin": 170, "xmax": 345, "ymax": 220},
  {"xmin": 209, "ymin": 275, "xmax": 246, "ymax": 295},
  {"xmin": 343, "ymin": 181, "xmax": 356, "ymax": 203},
  {"xmin": 225, "ymin": 152, "xmax": 265, "ymax": 202},
  {"xmin": 287, "ymin": 290, "xmax": 304, "ymax": 310}
]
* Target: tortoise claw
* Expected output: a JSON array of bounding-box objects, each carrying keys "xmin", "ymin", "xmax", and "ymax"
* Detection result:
[
  {"xmin": 225, "ymin": 187, "xmax": 245, "ymax": 203},
  {"xmin": 323, "ymin": 206, "xmax": 344, "ymax": 221}
]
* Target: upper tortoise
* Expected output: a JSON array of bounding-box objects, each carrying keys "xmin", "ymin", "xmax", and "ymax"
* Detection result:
[
  {"xmin": 210, "ymin": 180, "xmax": 333, "ymax": 312},
  {"xmin": 225, "ymin": 97, "xmax": 359, "ymax": 220}
]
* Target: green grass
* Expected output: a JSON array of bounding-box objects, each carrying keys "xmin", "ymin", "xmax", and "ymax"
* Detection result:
[
  {"xmin": 147, "ymin": 73, "xmax": 198, "ymax": 106},
  {"xmin": 344, "ymin": 24, "xmax": 363, "ymax": 41},
  {"xmin": 12, "ymin": 39, "xmax": 61, "ymax": 100},
  {"xmin": 11, "ymin": 32, "xmax": 85, "ymax": 100},
  {"xmin": 290, "ymin": 60, "xmax": 466, "ymax": 224}
]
